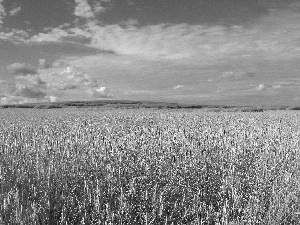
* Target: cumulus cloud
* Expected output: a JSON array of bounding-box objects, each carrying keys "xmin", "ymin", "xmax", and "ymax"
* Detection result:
[
  {"xmin": 44, "ymin": 95, "xmax": 57, "ymax": 102},
  {"xmin": 7, "ymin": 63, "xmax": 37, "ymax": 76},
  {"xmin": 9, "ymin": 6, "xmax": 21, "ymax": 16},
  {"xmin": 86, "ymin": 87, "xmax": 112, "ymax": 98},
  {"xmin": 38, "ymin": 65, "xmax": 105, "ymax": 96},
  {"xmin": 1, "ymin": 1, "xmax": 300, "ymax": 105},
  {"xmin": 0, "ymin": 76, "xmax": 47, "ymax": 100},
  {"xmin": 1, "ymin": 59, "xmax": 110, "ymax": 104},
  {"xmin": 16, "ymin": 74, "xmax": 47, "ymax": 88},
  {"xmin": 256, "ymin": 84, "xmax": 265, "ymax": 91},
  {"xmin": 13, "ymin": 84, "xmax": 46, "ymax": 99},
  {"xmin": 74, "ymin": 0, "xmax": 95, "ymax": 19}
]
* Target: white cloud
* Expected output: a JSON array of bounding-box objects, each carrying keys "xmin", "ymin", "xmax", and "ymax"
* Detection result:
[
  {"xmin": 9, "ymin": 6, "xmax": 21, "ymax": 16},
  {"xmin": 39, "ymin": 59, "xmax": 52, "ymax": 69},
  {"xmin": 256, "ymin": 84, "xmax": 265, "ymax": 91},
  {"xmin": 38, "ymin": 65, "xmax": 104, "ymax": 93},
  {"xmin": 0, "ymin": 76, "xmax": 47, "ymax": 101},
  {"xmin": 16, "ymin": 75, "xmax": 47, "ymax": 88},
  {"xmin": 86, "ymin": 87, "xmax": 112, "ymax": 98},
  {"xmin": 1, "ymin": 1, "xmax": 300, "ymax": 105},
  {"xmin": 29, "ymin": 27, "xmax": 72, "ymax": 42},
  {"xmin": 21, "ymin": 1, "xmax": 300, "ymax": 66},
  {"xmin": 74, "ymin": 0, "xmax": 95, "ymax": 19},
  {"xmin": 120, "ymin": 19, "xmax": 139, "ymax": 27},
  {"xmin": 1, "ymin": 96, "xmax": 29, "ymax": 105},
  {"xmin": 173, "ymin": 85, "xmax": 185, "ymax": 90},
  {"xmin": 44, "ymin": 95, "xmax": 57, "ymax": 102},
  {"xmin": 0, "ymin": 29, "xmax": 29, "ymax": 42},
  {"xmin": 1, "ymin": 60, "xmax": 110, "ymax": 104},
  {"xmin": 272, "ymin": 84, "xmax": 282, "ymax": 89},
  {"xmin": 0, "ymin": 0, "xmax": 6, "ymax": 25},
  {"xmin": 93, "ymin": 2, "xmax": 105, "ymax": 14},
  {"xmin": 49, "ymin": 96, "xmax": 57, "ymax": 102},
  {"xmin": 13, "ymin": 83, "xmax": 46, "ymax": 99},
  {"xmin": 93, "ymin": 0, "xmax": 111, "ymax": 14}
]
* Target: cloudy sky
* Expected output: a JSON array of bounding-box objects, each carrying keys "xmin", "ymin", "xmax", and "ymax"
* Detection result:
[{"xmin": 0, "ymin": 0, "xmax": 300, "ymax": 106}]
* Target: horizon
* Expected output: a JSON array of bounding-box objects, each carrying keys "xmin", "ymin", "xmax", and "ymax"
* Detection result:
[{"xmin": 1, "ymin": 0, "xmax": 300, "ymax": 106}]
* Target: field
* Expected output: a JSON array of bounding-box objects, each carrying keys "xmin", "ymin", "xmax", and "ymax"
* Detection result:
[{"xmin": 0, "ymin": 108, "xmax": 300, "ymax": 224}]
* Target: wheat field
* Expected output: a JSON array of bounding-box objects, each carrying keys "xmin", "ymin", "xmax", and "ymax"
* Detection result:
[{"xmin": 0, "ymin": 108, "xmax": 300, "ymax": 224}]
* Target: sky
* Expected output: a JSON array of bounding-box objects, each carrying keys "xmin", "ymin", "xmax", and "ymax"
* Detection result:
[{"xmin": 0, "ymin": 0, "xmax": 300, "ymax": 106}]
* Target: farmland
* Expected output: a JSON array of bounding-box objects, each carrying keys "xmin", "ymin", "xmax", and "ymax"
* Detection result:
[{"xmin": 0, "ymin": 108, "xmax": 300, "ymax": 224}]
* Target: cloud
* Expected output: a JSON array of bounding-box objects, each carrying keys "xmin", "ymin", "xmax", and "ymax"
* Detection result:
[
  {"xmin": 9, "ymin": 6, "xmax": 21, "ymax": 16},
  {"xmin": 272, "ymin": 84, "xmax": 282, "ymax": 89},
  {"xmin": 1, "ymin": 96, "xmax": 31, "ymax": 105},
  {"xmin": 93, "ymin": 2, "xmax": 105, "ymax": 14},
  {"xmin": 16, "ymin": 74, "xmax": 47, "ymax": 88},
  {"xmin": 0, "ymin": 80, "xmax": 14, "ymax": 96},
  {"xmin": 40, "ymin": 66, "xmax": 101, "ymax": 90},
  {"xmin": 13, "ymin": 84, "xmax": 46, "ymax": 99},
  {"xmin": 35, "ymin": 65, "xmax": 107, "ymax": 102},
  {"xmin": 1, "ymin": 59, "xmax": 110, "ymax": 104},
  {"xmin": 29, "ymin": 27, "xmax": 73, "ymax": 42},
  {"xmin": 39, "ymin": 59, "xmax": 52, "ymax": 69},
  {"xmin": 0, "ymin": 75, "xmax": 47, "ymax": 101},
  {"xmin": 0, "ymin": 29, "xmax": 29, "ymax": 42},
  {"xmin": 28, "ymin": 24, "xmax": 92, "ymax": 43},
  {"xmin": 86, "ymin": 87, "xmax": 112, "ymax": 98},
  {"xmin": 44, "ymin": 95, "xmax": 57, "ymax": 102},
  {"xmin": 0, "ymin": 0, "xmax": 6, "ymax": 25},
  {"xmin": 7, "ymin": 63, "xmax": 37, "ymax": 75},
  {"xmin": 173, "ymin": 85, "xmax": 185, "ymax": 90},
  {"xmin": 21, "ymin": 1, "xmax": 299, "ymax": 66},
  {"xmin": 1, "ymin": 1, "xmax": 299, "ymax": 105},
  {"xmin": 256, "ymin": 84, "xmax": 265, "ymax": 91},
  {"xmin": 93, "ymin": 0, "xmax": 111, "ymax": 13},
  {"xmin": 120, "ymin": 19, "xmax": 139, "ymax": 27},
  {"xmin": 74, "ymin": 0, "xmax": 95, "ymax": 19},
  {"xmin": 0, "ymin": 2, "xmax": 21, "ymax": 26}
]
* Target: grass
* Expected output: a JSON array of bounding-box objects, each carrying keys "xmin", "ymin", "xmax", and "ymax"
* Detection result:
[{"xmin": 0, "ymin": 108, "xmax": 300, "ymax": 224}]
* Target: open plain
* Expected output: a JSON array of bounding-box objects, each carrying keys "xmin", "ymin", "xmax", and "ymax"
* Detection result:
[{"xmin": 0, "ymin": 108, "xmax": 300, "ymax": 224}]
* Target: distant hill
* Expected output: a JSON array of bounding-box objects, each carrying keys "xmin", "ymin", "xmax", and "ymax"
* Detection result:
[{"xmin": 0, "ymin": 100, "xmax": 299, "ymax": 111}]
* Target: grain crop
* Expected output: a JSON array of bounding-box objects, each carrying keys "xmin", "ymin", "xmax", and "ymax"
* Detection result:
[{"xmin": 0, "ymin": 108, "xmax": 300, "ymax": 224}]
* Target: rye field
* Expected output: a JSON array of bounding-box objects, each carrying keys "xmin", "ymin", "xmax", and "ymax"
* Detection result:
[{"xmin": 0, "ymin": 108, "xmax": 300, "ymax": 225}]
